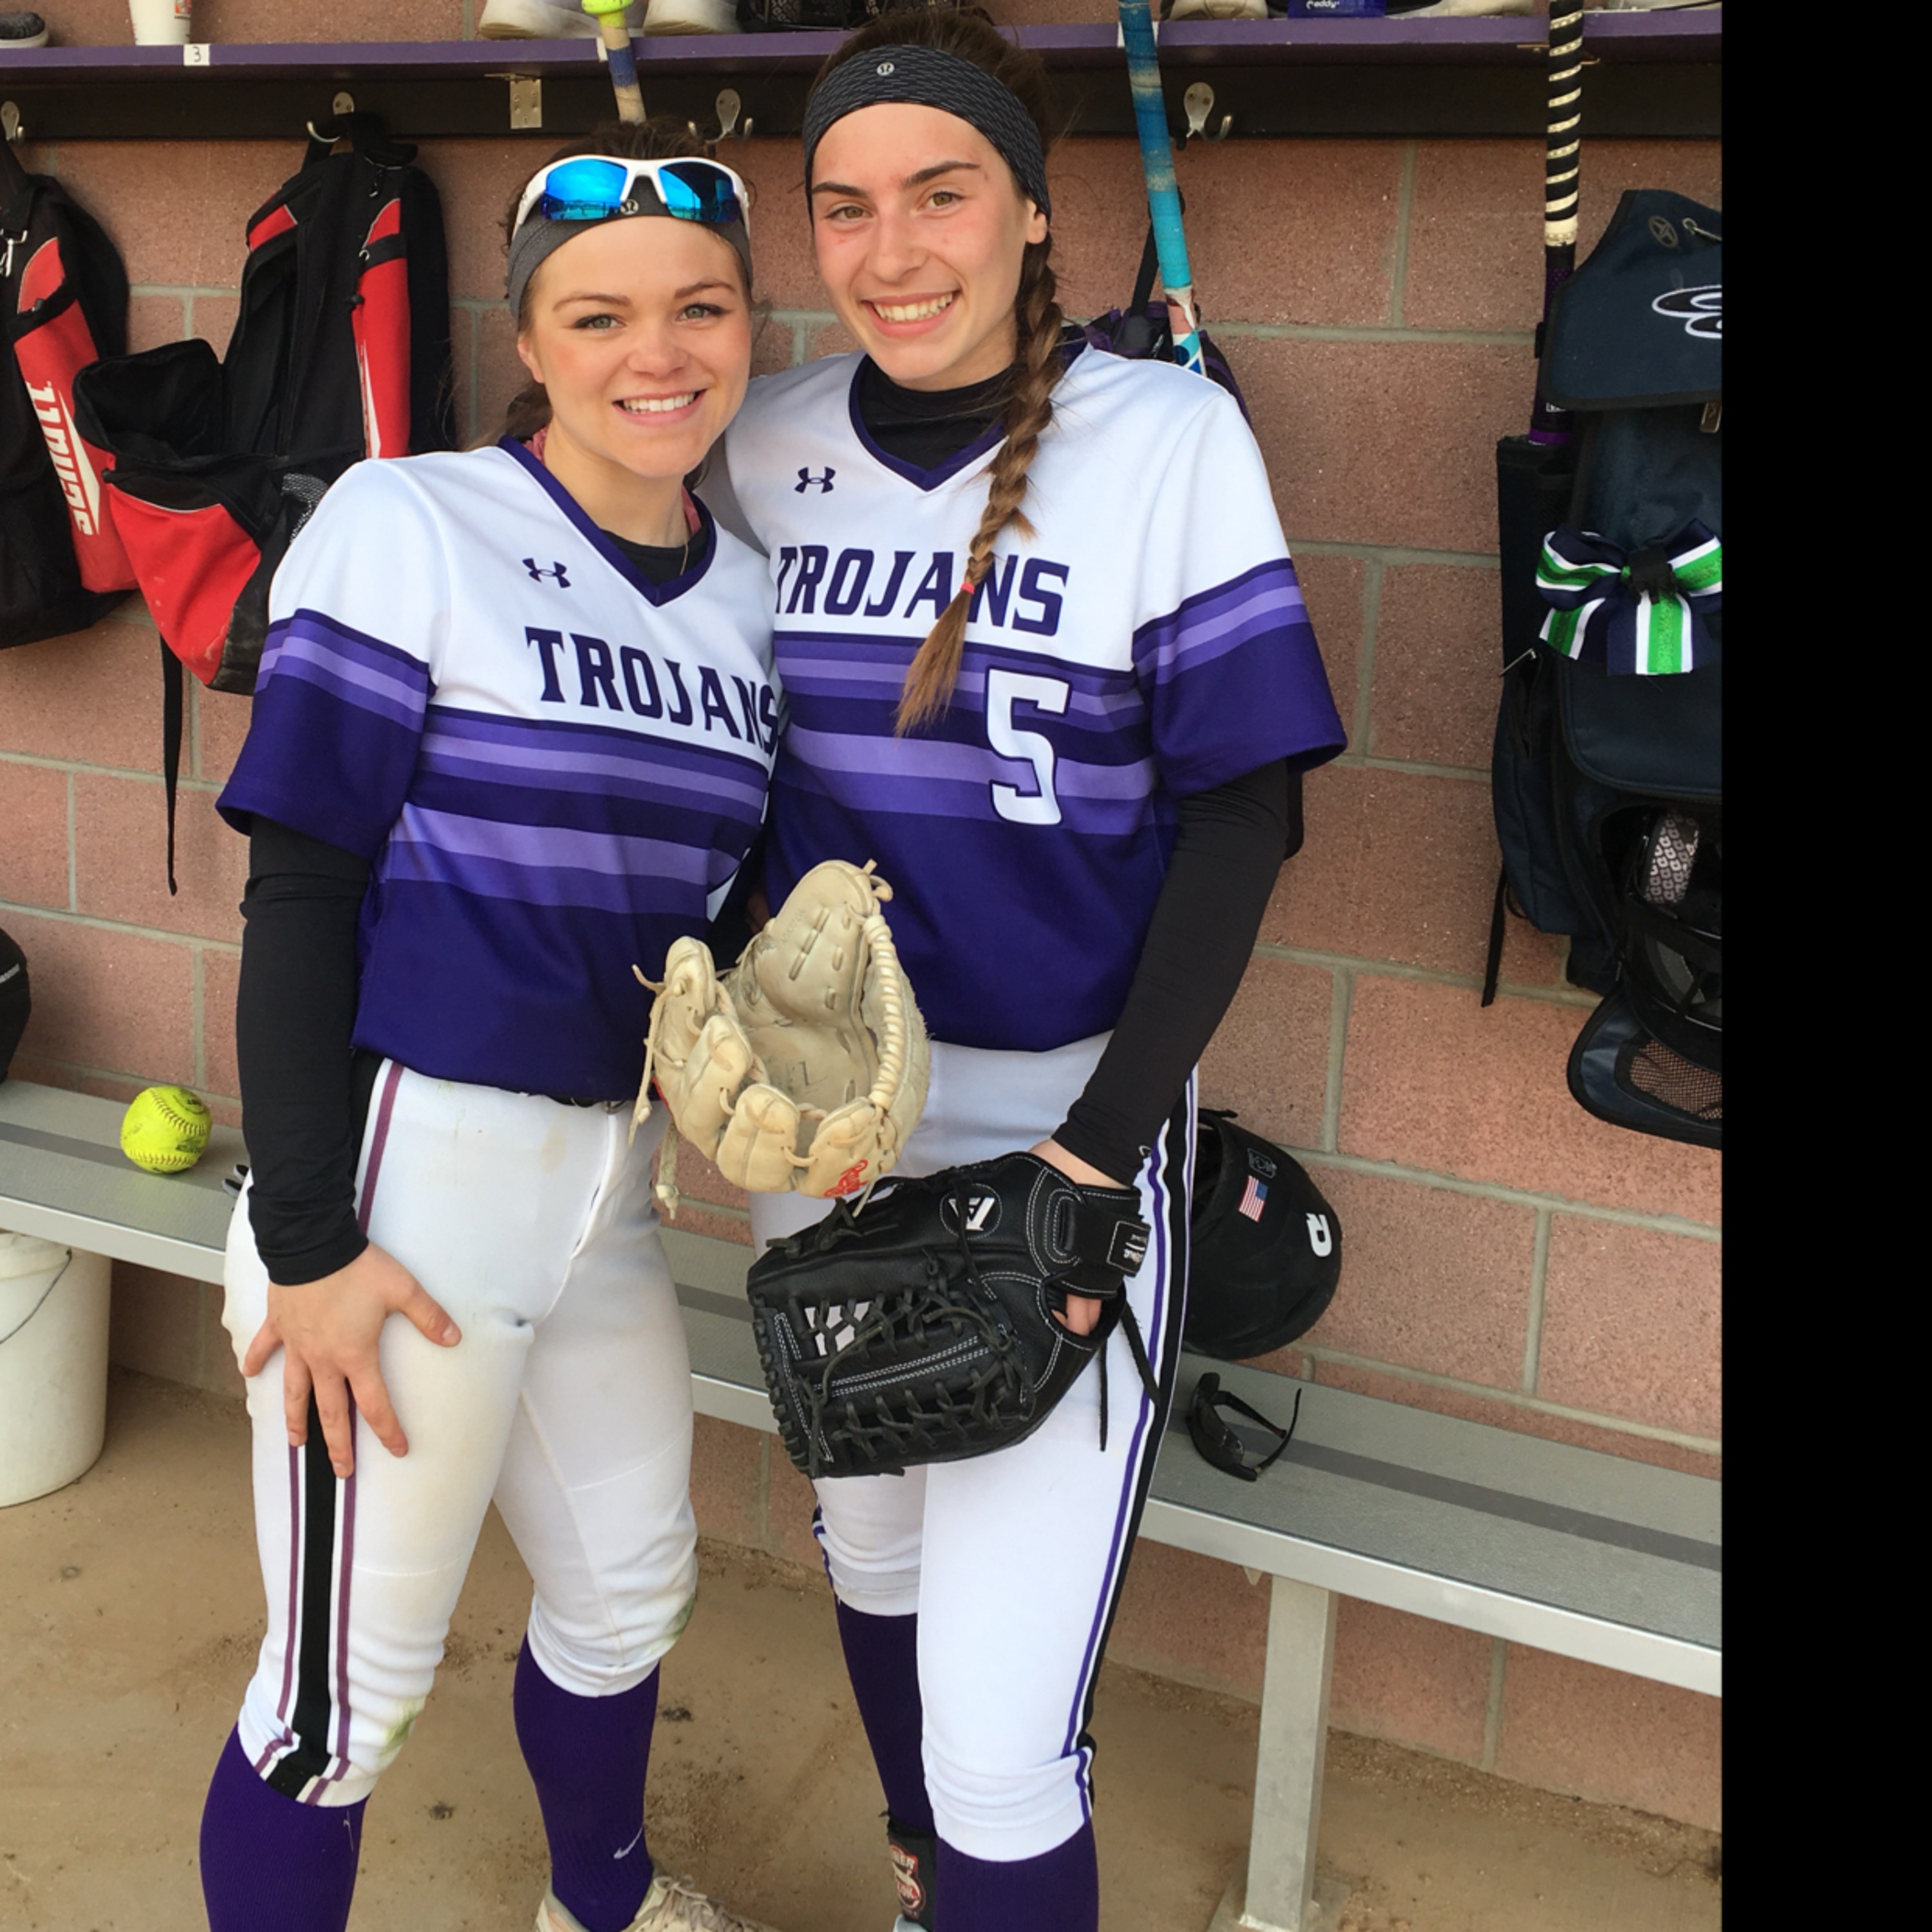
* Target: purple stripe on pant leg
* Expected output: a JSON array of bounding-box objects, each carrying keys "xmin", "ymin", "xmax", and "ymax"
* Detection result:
[
  {"xmin": 357, "ymin": 1062, "xmax": 405, "ymax": 1236},
  {"xmin": 328, "ymin": 1417, "xmax": 359, "ymax": 1784},
  {"xmin": 1058, "ymin": 1080, "xmax": 1193, "ymax": 1793},
  {"xmin": 1061, "ymin": 1138, "xmax": 1170, "ymax": 1756},
  {"xmin": 308, "ymin": 1059, "xmax": 402, "ymax": 1795},
  {"xmin": 276, "ymin": 1442, "xmax": 302, "ymax": 1727}
]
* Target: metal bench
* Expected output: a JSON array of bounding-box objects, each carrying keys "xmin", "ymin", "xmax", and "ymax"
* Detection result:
[{"xmin": 2, "ymin": 1077, "xmax": 1720, "ymax": 1932}]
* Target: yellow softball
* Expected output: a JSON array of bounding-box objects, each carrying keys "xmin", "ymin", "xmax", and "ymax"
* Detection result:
[{"xmin": 120, "ymin": 1084, "xmax": 213, "ymax": 1175}]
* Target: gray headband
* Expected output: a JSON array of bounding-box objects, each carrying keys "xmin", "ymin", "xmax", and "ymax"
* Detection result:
[
  {"xmin": 802, "ymin": 43, "xmax": 1051, "ymax": 221},
  {"xmin": 506, "ymin": 207, "xmax": 753, "ymax": 320}
]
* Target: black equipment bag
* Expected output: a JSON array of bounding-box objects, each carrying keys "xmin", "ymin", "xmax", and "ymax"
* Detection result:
[
  {"xmin": 69, "ymin": 115, "xmax": 455, "ymax": 891},
  {"xmin": 1080, "ymin": 219, "xmax": 1251, "ymax": 424},
  {"xmin": 1, "ymin": 925, "xmax": 28, "ymax": 1082},
  {"xmin": 1184, "ymin": 1110, "xmax": 1341, "ymax": 1360},
  {"xmin": 1488, "ymin": 189, "xmax": 1721, "ymax": 1150},
  {"xmin": 1, "ymin": 138, "xmax": 133, "ymax": 650},
  {"xmin": 736, "ymin": 1, "xmax": 951, "ymax": 26}
]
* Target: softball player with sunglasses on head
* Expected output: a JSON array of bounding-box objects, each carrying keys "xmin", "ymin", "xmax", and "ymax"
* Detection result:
[
  {"xmin": 204, "ymin": 124, "xmax": 782, "ymax": 1932},
  {"xmin": 699, "ymin": 12, "xmax": 1347, "ymax": 1928}
]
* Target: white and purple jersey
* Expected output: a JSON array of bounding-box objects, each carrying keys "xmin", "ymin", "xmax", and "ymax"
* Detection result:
[
  {"xmin": 219, "ymin": 441, "xmax": 779, "ymax": 1100},
  {"xmin": 709, "ymin": 344, "xmax": 1344, "ymax": 1052}
]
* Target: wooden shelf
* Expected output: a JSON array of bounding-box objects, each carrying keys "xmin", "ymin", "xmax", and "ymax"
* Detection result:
[{"xmin": 0, "ymin": 13, "xmax": 1721, "ymax": 143}]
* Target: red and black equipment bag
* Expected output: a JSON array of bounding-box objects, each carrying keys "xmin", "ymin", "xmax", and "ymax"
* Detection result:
[
  {"xmin": 2, "ymin": 138, "xmax": 135, "ymax": 650},
  {"xmin": 74, "ymin": 115, "xmax": 455, "ymax": 696},
  {"xmin": 71, "ymin": 115, "xmax": 455, "ymax": 887}
]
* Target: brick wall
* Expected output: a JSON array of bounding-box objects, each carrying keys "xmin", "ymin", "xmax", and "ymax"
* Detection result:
[{"xmin": 0, "ymin": 0, "xmax": 1720, "ymax": 1833}]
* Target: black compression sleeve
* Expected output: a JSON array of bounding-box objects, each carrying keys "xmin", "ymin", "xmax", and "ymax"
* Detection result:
[
  {"xmin": 1054, "ymin": 762, "xmax": 1302, "ymax": 1184},
  {"xmin": 235, "ymin": 817, "xmax": 372, "ymax": 1286}
]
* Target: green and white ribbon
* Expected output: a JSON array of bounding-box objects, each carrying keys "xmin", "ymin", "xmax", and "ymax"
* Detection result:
[{"xmin": 1537, "ymin": 522, "xmax": 1722, "ymax": 675}]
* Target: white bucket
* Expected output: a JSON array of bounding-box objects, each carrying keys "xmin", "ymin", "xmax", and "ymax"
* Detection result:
[{"xmin": 0, "ymin": 1231, "xmax": 112, "ymax": 1508}]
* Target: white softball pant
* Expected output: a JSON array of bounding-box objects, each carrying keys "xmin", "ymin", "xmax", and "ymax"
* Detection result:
[
  {"xmin": 222, "ymin": 1061, "xmax": 699, "ymax": 1808},
  {"xmin": 749, "ymin": 1034, "xmax": 1194, "ymax": 1864}
]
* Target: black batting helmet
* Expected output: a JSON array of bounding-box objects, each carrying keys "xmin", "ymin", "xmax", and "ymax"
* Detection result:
[{"xmin": 1184, "ymin": 1109, "xmax": 1341, "ymax": 1360}]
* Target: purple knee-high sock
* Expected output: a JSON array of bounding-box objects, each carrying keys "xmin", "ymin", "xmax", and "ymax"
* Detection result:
[
  {"xmin": 513, "ymin": 1638, "xmax": 659, "ymax": 1932},
  {"xmin": 936, "ymin": 1821, "xmax": 1099, "ymax": 1932},
  {"xmin": 834, "ymin": 1598, "xmax": 934, "ymax": 1835},
  {"xmin": 200, "ymin": 1727, "xmax": 365, "ymax": 1932}
]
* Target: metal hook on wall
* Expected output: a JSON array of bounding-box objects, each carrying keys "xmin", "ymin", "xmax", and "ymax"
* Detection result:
[
  {"xmin": 2, "ymin": 102, "xmax": 24, "ymax": 146},
  {"xmin": 305, "ymin": 91, "xmax": 356, "ymax": 145},
  {"xmin": 703, "ymin": 88, "xmax": 752, "ymax": 155},
  {"xmin": 1182, "ymin": 82, "xmax": 1233, "ymax": 146}
]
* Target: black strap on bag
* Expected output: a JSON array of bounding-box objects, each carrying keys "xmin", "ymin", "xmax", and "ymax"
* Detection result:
[{"xmin": 161, "ymin": 638, "xmax": 183, "ymax": 896}]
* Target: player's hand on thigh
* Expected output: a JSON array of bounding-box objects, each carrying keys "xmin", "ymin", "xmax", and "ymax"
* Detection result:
[{"xmin": 243, "ymin": 1244, "xmax": 462, "ymax": 1478}]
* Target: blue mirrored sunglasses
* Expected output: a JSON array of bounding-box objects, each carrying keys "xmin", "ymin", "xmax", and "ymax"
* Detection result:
[{"xmin": 514, "ymin": 156, "xmax": 747, "ymax": 234}]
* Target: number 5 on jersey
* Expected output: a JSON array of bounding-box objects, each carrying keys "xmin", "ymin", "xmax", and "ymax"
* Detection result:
[{"xmin": 987, "ymin": 667, "xmax": 1069, "ymax": 826}]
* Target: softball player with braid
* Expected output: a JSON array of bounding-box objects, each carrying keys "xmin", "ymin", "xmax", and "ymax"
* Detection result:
[
  {"xmin": 701, "ymin": 14, "xmax": 1346, "ymax": 1929},
  {"xmin": 204, "ymin": 123, "xmax": 781, "ymax": 1932}
]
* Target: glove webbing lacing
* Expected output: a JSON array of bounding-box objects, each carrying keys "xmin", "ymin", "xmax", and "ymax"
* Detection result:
[
  {"xmin": 786, "ymin": 1186, "xmax": 1032, "ymax": 1475},
  {"xmin": 784, "ymin": 1176, "xmax": 1160, "ymax": 1472}
]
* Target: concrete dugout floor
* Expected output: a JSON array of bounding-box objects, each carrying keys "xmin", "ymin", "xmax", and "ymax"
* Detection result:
[{"xmin": 0, "ymin": 1374, "xmax": 1720, "ymax": 1932}]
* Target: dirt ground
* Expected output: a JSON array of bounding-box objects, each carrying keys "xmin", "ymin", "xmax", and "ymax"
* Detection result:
[{"xmin": 0, "ymin": 1374, "xmax": 1721, "ymax": 1932}]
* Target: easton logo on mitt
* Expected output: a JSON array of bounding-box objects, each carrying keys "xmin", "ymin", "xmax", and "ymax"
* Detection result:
[
  {"xmin": 632, "ymin": 859, "xmax": 931, "ymax": 1218},
  {"xmin": 745, "ymin": 1150, "xmax": 1160, "ymax": 1480}
]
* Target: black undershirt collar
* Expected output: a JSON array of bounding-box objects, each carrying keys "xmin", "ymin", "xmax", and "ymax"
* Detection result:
[
  {"xmin": 605, "ymin": 518, "xmax": 710, "ymax": 586},
  {"xmin": 856, "ymin": 358, "xmax": 1011, "ymax": 469}
]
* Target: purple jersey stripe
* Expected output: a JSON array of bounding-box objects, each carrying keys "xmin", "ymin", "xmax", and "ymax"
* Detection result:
[
  {"xmin": 779, "ymin": 732, "xmax": 1157, "ymax": 829},
  {"xmin": 424, "ymin": 705, "xmax": 772, "ymax": 781},
  {"xmin": 261, "ymin": 611, "xmax": 435, "ymax": 704},
  {"xmin": 419, "ymin": 730, "xmax": 769, "ymax": 816},
  {"xmin": 383, "ymin": 808, "xmax": 718, "ymax": 896},
  {"xmin": 1132, "ymin": 559, "xmax": 1310, "ymax": 682},
  {"xmin": 779, "ymin": 652, "xmax": 1148, "ymax": 725},
  {"xmin": 258, "ymin": 650, "xmax": 429, "ymax": 733}
]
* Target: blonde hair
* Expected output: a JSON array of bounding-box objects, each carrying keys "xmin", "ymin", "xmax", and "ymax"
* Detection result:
[{"xmin": 813, "ymin": 10, "xmax": 1066, "ymax": 735}]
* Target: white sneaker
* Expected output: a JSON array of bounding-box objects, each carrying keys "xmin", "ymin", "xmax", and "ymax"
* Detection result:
[
  {"xmin": 480, "ymin": 0, "xmax": 643, "ymax": 38},
  {"xmin": 0, "ymin": 10, "xmax": 50, "ymax": 48},
  {"xmin": 1388, "ymin": 1, "xmax": 1536, "ymax": 17},
  {"xmin": 1165, "ymin": 1, "xmax": 1269, "ymax": 18},
  {"xmin": 537, "ymin": 1874, "xmax": 782, "ymax": 1932},
  {"xmin": 641, "ymin": 0, "xmax": 739, "ymax": 32}
]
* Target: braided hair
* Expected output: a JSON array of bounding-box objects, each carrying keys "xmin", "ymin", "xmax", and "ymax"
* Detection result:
[{"xmin": 813, "ymin": 11, "xmax": 1065, "ymax": 735}]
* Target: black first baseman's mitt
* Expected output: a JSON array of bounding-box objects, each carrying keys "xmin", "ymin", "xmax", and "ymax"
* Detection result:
[{"xmin": 746, "ymin": 1151, "xmax": 1162, "ymax": 1479}]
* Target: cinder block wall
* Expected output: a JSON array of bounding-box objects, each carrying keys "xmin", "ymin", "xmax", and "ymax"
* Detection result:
[{"xmin": 0, "ymin": 0, "xmax": 1721, "ymax": 1832}]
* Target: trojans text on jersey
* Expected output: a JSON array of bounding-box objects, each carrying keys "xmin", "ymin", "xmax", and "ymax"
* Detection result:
[
  {"xmin": 524, "ymin": 625, "xmax": 779, "ymax": 750},
  {"xmin": 774, "ymin": 545, "xmax": 1068, "ymax": 636}
]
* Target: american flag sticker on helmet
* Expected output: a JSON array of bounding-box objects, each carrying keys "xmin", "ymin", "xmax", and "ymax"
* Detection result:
[{"xmin": 1238, "ymin": 1175, "xmax": 1268, "ymax": 1222}]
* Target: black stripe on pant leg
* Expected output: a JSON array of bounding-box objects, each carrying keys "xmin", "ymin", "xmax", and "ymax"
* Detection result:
[
  {"xmin": 267, "ymin": 1395, "xmax": 343, "ymax": 1799},
  {"xmin": 1072, "ymin": 1086, "xmax": 1195, "ymax": 1774}
]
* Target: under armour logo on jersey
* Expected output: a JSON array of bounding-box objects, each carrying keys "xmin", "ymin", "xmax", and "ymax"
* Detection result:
[
  {"xmin": 1305, "ymin": 1213, "xmax": 1334, "ymax": 1257},
  {"xmin": 523, "ymin": 558, "xmax": 571, "ymax": 586},
  {"xmin": 795, "ymin": 468, "xmax": 836, "ymax": 494}
]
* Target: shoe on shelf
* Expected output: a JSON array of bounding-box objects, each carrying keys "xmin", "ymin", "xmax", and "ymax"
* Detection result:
[
  {"xmin": 0, "ymin": 10, "xmax": 50, "ymax": 48},
  {"xmin": 537, "ymin": 1873, "xmax": 783, "ymax": 1932},
  {"xmin": 1165, "ymin": 1, "xmax": 1269, "ymax": 18},
  {"xmin": 641, "ymin": 0, "xmax": 738, "ymax": 32},
  {"xmin": 1386, "ymin": 1, "xmax": 1537, "ymax": 17},
  {"xmin": 480, "ymin": 0, "xmax": 643, "ymax": 38}
]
